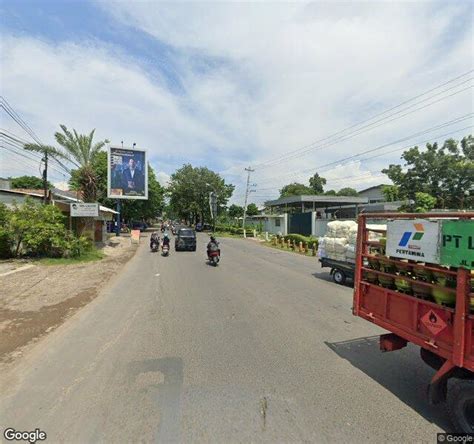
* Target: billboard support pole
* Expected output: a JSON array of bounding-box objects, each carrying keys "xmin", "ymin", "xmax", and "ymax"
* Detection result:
[{"xmin": 115, "ymin": 199, "xmax": 121, "ymax": 237}]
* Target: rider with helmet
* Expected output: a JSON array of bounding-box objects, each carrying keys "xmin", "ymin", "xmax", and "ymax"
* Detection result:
[
  {"xmin": 207, "ymin": 235, "xmax": 219, "ymax": 258},
  {"xmin": 162, "ymin": 233, "xmax": 171, "ymax": 249}
]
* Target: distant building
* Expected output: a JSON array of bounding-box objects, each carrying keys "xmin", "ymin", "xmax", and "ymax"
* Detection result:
[
  {"xmin": 0, "ymin": 178, "xmax": 11, "ymax": 190},
  {"xmin": 358, "ymin": 184, "xmax": 389, "ymax": 204},
  {"xmin": 262, "ymin": 184, "xmax": 406, "ymax": 236}
]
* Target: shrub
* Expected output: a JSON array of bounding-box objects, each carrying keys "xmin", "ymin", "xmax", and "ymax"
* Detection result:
[
  {"xmin": 4, "ymin": 199, "xmax": 95, "ymax": 258},
  {"xmin": 280, "ymin": 233, "xmax": 318, "ymax": 250},
  {"xmin": 0, "ymin": 227, "xmax": 12, "ymax": 258}
]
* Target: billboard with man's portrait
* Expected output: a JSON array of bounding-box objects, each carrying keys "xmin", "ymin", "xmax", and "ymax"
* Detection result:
[{"xmin": 107, "ymin": 147, "xmax": 148, "ymax": 200}]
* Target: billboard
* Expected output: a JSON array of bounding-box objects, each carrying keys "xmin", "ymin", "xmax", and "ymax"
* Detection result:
[
  {"xmin": 440, "ymin": 220, "xmax": 474, "ymax": 269},
  {"xmin": 107, "ymin": 147, "xmax": 148, "ymax": 200},
  {"xmin": 386, "ymin": 219, "xmax": 441, "ymax": 263}
]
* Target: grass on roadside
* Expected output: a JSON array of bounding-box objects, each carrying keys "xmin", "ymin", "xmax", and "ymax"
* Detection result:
[
  {"xmin": 37, "ymin": 248, "xmax": 105, "ymax": 266},
  {"xmin": 212, "ymin": 231, "xmax": 243, "ymax": 239},
  {"xmin": 262, "ymin": 241, "xmax": 317, "ymax": 257}
]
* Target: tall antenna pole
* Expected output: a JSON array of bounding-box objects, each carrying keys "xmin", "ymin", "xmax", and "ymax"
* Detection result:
[{"xmin": 242, "ymin": 166, "xmax": 254, "ymax": 238}]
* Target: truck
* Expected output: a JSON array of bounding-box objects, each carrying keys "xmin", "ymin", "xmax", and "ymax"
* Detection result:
[
  {"xmin": 319, "ymin": 257, "xmax": 355, "ymax": 285},
  {"xmin": 353, "ymin": 212, "xmax": 474, "ymax": 432}
]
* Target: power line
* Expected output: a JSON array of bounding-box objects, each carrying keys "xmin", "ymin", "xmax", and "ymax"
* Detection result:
[
  {"xmin": 253, "ymin": 70, "xmax": 473, "ymax": 169},
  {"xmin": 255, "ymin": 83, "xmax": 472, "ymax": 170},
  {"xmin": 255, "ymin": 114, "xmax": 473, "ymax": 185},
  {"xmin": 0, "ymin": 137, "xmax": 70, "ymax": 177},
  {"xmin": 0, "ymin": 145, "xmax": 67, "ymax": 182},
  {"xmin": 0, "ymin": 144, "xmax": 65, "ymax": 180}
]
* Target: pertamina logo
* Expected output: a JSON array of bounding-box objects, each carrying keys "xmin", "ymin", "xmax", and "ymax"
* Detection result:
[{"xmin": 398, "ymin": 223, "xmax": 424, "ymax": 250}]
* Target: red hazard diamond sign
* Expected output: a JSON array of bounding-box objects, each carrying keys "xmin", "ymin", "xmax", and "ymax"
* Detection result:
[{"xmin": 421, "ymin": 309, "xmax": 448, "ymax": 336}]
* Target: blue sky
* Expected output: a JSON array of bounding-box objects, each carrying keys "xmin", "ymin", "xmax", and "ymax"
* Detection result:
[{"xmin": 1, "ymin": 0, "xmax": 472, "ymax": 203}]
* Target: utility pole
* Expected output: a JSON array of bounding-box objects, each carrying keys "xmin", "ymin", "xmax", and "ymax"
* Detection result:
[
  {"xmin": 42, "ymin": 151, "xmax": 48, "ymax": 204},
  {"xmin": 242, "ymin": 166, "xmax": 255, "ymax": 238}
]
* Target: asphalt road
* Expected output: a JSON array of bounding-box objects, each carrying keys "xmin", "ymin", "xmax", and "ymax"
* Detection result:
[{"xmin": 0, "ymin": 233, "xmax": 448, "ymax": 443}]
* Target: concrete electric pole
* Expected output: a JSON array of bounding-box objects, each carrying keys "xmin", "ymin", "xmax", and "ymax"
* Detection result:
[{"xmin": 242, "ymin": 166, "xmax": 255, "ymax": 238}]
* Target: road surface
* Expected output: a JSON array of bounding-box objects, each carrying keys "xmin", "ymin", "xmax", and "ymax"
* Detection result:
[{"xmin": 0, "ymin": 234, "xmax": 447, "ymax": 442}]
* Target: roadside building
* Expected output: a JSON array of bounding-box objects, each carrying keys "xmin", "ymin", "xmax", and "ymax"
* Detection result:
[
  {"xmin": 357, "ymin": 184, "xmax": 389, "ymax": 203},
  {"xmin": 263, "ymin": 184, "xmax": 407, "ymax": 236},
  {"xmin": 0, "ymin": 188, "xmax": 117, "ymax": 243}
]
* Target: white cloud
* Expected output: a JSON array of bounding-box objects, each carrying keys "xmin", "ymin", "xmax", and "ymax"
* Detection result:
[
  {"xmin": 1, "ymin": 1, "xmax": 472, "ymax": 205},
  {"xmin": 155, "ymin": 171, "xmax": 170, "ymax": 187}
]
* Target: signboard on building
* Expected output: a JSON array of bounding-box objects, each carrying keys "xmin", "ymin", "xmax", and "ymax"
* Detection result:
[
  {"xmin": 386, "ymin": 219, "xmax": 441, "ymax": 263},
  {"xmin": 107, "ymin": 146, "xmax": 148, "ymax": 200},
  {"xmin": 70, "ymin": 203, "xmax": 99, "ymax": 217},
  {"xmin": 440, "ymin": 220, "xmax": 474, "ymax": 269}
]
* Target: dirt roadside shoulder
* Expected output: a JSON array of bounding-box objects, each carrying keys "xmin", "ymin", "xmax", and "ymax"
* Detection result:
[{"xmin": 0, "ymin": 236, "xmax": 139, "ymax": 364}]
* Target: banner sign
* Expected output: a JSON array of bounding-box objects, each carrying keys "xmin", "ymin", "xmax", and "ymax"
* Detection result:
[
  {"xmin": 386, "ymin": 219, "xmax": 441, "ymax": 263},
  {"xmin": 107, "ymin": 147, "xmax": 148, "ymax": 200},
  {"xmin": 440, "ymin": 220, "xmax": 474, "ymax": 269},
  {"xmin": 70, "ymin": 203, "xmax": 99, "ymax": 217},
  {"xmin": 130, "ymin": 229, "xmax": 140, "ymax": 244},
  {"xmin": 209, "ymin": 192, "xmax": 217, "ymax": 219}
]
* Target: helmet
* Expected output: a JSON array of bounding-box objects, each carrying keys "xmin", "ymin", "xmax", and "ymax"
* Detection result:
[{"xmin": 210, "ymin": 235, "xmax": 216, "ymax": 242}]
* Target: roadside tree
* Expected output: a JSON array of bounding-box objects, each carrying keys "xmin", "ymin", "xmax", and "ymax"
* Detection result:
[
  {"xmin": 25, "ymin": 125, "xmax": 109, "ymax": 202},
  {"xmin": 382, "ymin": 135, "xmax": 474, "ymax": 209},
  {"xmin": 11, "ymin": 175, "xmax": 52, "ymax": 190},
  {"xmin": 168, "ymin": 164, "xmax": 234, "ymax": 224},
  {"xmin": 246, "ymin": 203, "xmax": 259, "ymax": 216},
  {"xmin": 337, "ymin": 187, "xmax": 358, "ymax": 196}
]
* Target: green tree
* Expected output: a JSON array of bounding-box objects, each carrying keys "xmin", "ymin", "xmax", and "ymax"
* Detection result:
[
  {"xmin": 381, "ymin": 185, "xmax": 401, "ymax": 202},
  {"xmin": 324, "ymin": 189, "xmax": 337, "ymax": 196},
  {"xmin": 382, "ymin": 135, "xmax": 474, "ymax": 209},
  {"xmin": 228, "ymin": 204, "xmax": 244, "ymax": 218},
  {"xmin": 0, "ymin": 202, "xmax": 12, "ymax": 258},
  {"xmin": 414, "ymin": 192, "xmax": 437, "ymax": 213},
  {"xmin": 309, "ymin": 173, "xmax": 327, "ymax": 194},
  {"xmin": 337, "ymin": 187, "xmax": 358, "ymax": 196},
  {"xmin": 168, "ymin": 164, "xmax": 234, "ymax": 224},
  {"xmin": 25, "ymin": 125, "xmax": 109, "ymax": 202},
  {"xmin": 246, "ymin": 203, "xmax": 259, "ymax": 216},
  {"xmin": 10, "ymin": 175, "xmax": 52, "ymax": 190},
  {"xmin": 279, "ymin": 182, "xmax": 314, "ymax": 197}
]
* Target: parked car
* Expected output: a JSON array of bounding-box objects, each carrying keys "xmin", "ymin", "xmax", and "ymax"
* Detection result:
[
  {"xmin": 132, "ymin": 221, "xmax": 148, "ymax": 232},
  {"xmin": 195, "ymin": 222, "xmax": 203, "ymax": 232},
  {"xmin": 175, "ymin": 228, "xmax": 197, "ymax": 251}
]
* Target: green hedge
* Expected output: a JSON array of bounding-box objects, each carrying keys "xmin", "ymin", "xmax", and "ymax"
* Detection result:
[
  {"xmin": 215, "ymin": 224, "xmax": 256, "ymax": 236},
  {"xmin": 277, "ymin": 233, "xmax": 318, "ymax": 249}
]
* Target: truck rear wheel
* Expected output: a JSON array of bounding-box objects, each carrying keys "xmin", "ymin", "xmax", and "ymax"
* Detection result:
[
  {"xmin": 333, "ymin": 269, "xmax": 346, "ymax": 285},
  {"xmin": 447, "ymin": 379, "xmax": 474, "ymax": 432}
]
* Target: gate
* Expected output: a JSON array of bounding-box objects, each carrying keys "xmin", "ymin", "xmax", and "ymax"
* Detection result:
[{"xmin": 288, "ymin": 212, "xmax": 312, "ymax": 236}]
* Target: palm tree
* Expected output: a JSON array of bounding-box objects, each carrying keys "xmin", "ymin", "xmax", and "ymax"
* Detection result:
[{"xmin": 24, "ymin": 125, "xmax": 109, "ymax": 202}]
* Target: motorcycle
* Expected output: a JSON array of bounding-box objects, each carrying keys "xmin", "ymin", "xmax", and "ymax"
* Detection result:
[
  {"xmin": 162, "ymin": 244, "xmax": 170, "ymax": 257},
  {"xmin": 150, "ymin": 241, "xmax": 159, "ymax": 253},
  {"xmin": 207, "ymin": 246, "xmax": 220, "ymax": 266}
]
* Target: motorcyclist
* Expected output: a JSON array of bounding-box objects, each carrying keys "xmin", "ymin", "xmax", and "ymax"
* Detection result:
[
  {"xmin": 207, "ymin": 235, "xmax": 219, "ymax": 258},
  {"xmin": 150, "ymin": 231, "xmax": 160, "ymax": 250},
  {"xmin": 162, "ymin": 233, "xmax": 171, "ymax": 250}
]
